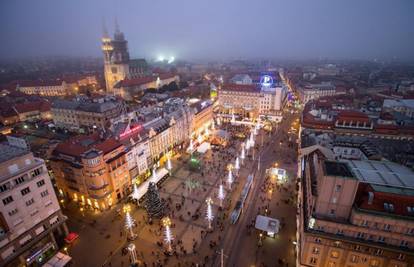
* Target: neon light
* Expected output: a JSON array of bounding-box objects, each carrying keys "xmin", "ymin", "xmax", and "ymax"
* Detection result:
[
  {"xmin": 120, "ymin": 125, "xmax": 142, "ymax": 138},
  {"xmin": 260, "ymin": 75, "xmax": 273, "ymax": 87}
]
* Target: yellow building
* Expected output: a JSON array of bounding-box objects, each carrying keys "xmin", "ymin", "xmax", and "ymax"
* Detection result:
[{"xmin": 50, "ymin": 133, "xmax": 131, "ymax": 210}]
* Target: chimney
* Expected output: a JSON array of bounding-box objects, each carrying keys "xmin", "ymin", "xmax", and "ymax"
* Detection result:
[{"xmin": 368, "ymin": 192, "xmax": 374, "ymax": 205}]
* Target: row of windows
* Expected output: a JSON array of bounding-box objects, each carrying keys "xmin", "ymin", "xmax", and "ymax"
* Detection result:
[{"xmin": 2, "ymin": 179, "xmax": 47, "ymax": 206}]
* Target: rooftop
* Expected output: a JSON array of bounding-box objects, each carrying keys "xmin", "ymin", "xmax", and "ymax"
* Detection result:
[
  {"xmin": 221, "ymin": 83, "xmax": 259, "ymax": 93},
  {"xmin": 346, "ymin": 160, "xmax": 414, "ymax": 188},
  {"xmin": 0, "ymin": 143, "xmax": 29, "ymax": 164},
  {"xmin": 324, "ymin": 161, "xmax": 355, "ymax": 178}
]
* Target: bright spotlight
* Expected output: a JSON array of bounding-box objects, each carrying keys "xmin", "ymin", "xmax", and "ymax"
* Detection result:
[
  {"xmin": 158, "ymin": 55, "xmax": 164, "ymax": 62},
  {"xmin": 168, "ymin": 56, "xmax": 175, "ymax": 64}
]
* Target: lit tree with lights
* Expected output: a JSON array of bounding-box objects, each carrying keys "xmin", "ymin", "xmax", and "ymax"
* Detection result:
[
  {"xmin": 162, "ymin": 217, "xmax": 174, "ymax": 252},
  {"xmin": 218, "ymin": 183, "xmax": 225, "ymax": 207},
  {"xmin": 145, "ymin": 182, "xmax": 164, "ymax": 218},
  {"xmin": 227, "ymin": 169, "xmax": 233, "ymax": 190},
  {"xmin": 205, "ymin": 197, "xmax": 214, "ymax": 230}
]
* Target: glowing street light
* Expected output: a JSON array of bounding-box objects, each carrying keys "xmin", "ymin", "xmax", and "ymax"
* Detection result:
[
  {"xmin": 124, "ymin": 205, "xmax": 136, "ymax": 240},
  {"xmin": 168, "ymin": 56, "xmax": 175, "ymax": 64},
  {"xmin": 166, "ymin": 154, "xmax": 172, "ymax": 173},
  {"xmin": 131, "ymin": 183, "xmax": 140, "ymax": 201},
  {"xmin": 240, "ymin": 146, "xmax": 245, "ymax": 164},
  {"xmin": 218, "ymin": 183, "xmax": 225, "ymax": 207},
  {"xmin": 128, "ymin": 243, "xmax": 139, "ymax": 264},
  {"xmin": 227, "ymin": 169, "xmax": 233, "ymax": 190},
  {"xmin": 189, "ymin": 139, "xmax": 194, "ymax": 152},
  {"xmin": 162, "ymin": 217, "xmax": 174, "ymax": 252},
  {"xmin": 205, "ymin": 198, "xmax": 214, "ymax": 230},
  {"xmin": 234, "ymin": 157, "xmax": 240, "ymax": 171}
]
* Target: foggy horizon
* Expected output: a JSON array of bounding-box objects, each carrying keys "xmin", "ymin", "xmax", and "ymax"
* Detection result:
[{"xmin": 1, "ymin": 0, "xmax": 414, "ymax": 61}]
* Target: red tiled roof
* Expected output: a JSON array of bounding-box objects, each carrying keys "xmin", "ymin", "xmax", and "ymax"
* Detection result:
[
  {"xmin": 54, "ymin": 133, "xmax": 122, "ymax": 158},
  {"xmin": 117, "ymin": 76, "xmax": 155, "ymax": 88},
  {"xmin": 337, "ymin": 110, "xmax": 370, "ymax": 123},
  {"xmin": 221, "ymin": 83, "xmax": 259, "ymax": 93},
  {"xmin": 13, "ymin": 100, "xmax": 51, "ymax": 114},
  {"xmin": 158, "ymin": 73, "xmax": 177, "ymax": 80},
  {"xmin": 355, "ymin": 183, "xmax": 414, "ymax": 217}
]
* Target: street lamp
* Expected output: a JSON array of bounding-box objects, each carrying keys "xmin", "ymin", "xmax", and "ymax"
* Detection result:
[
  {"xmin": 218, "ymin": 183, "xmax": 225, "ymax": 207},
  {"xmin": 258, "ymin": 233, "xmax": 263, "ymax": 246},
  {"xmin": 128, "ymin": 243, "xmax": 139, "ymax": 265},
  {"xmin": 205, "ymin": 198, "xmax": 214, "ymax": 230},
  {"xmin": 124, "ymin": 205, "xmax": 136, "ymax": 240},
  {"xmin": 162, "ymin": 217, "xmax": 173, "ymax": 252},
  {"xmin": 227, "ymin": 169, "xmax": 233, "ymax": 190},
  {"xmin": 234, "ymin": 157, "xmax": 240, "ymax": 172}
]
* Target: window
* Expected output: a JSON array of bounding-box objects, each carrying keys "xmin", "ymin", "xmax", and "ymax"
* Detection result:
[
  {"xmin": 335, "ymin": 184, "xmax": 342, "ymax": 192},
  {"xmin": 361, "ymin": 220, "xmax": 368, "ymax": 227},
  {"xmin": 377, "ymin": 236, "xmax": 385, "ymax": 243},
  {"xmin": 400, "ymin": 240, "xmax": 408, "ymax": 248},
  {"xmin": 331, "ymin": 250, "xmax": 339, "ymax": 258},
  {"xmin": 14, "ymin": 176, "xmax": 25, "ymax": 185},
  {"xmin": 31, "ymin": 167, "xmax": 42, "ymax": 177},
  {"xmin": 36, "ymin": 180, "xmax": 45, "ymax": 187},
  {"xmin": 315, "ymin": 238, "xmax": 321, "ymax": 243},
  {"xmin": 370, "ymin": 259, "xmax": 380, "ymax": 267},
  {"xmin": 336, "ymin": 229, "xmax": 344, "ymax": 236},
  {"xmin": 407, "ymin": 206, "xmax": 414, "ymax": 214},
  {"xmin": 0, "ymin": 183, "xmax": 10, "ymax": 192},
  {"xmin": 21, "ymin": 187, "xmax": 31, "ymax": 196},
  {"xmin": 26, "ymin": 198, "xmax": 34, "ymax": 206},
  {"xmin": 384, "ymin": 202, "xmax": 394, "ymax": 212},
  {"xmin": 356, "ymin": 232, "xmax": 365, "ymax": 239},
  {"xmin": 383, "ymin": 224, "xmax": 391, "ymax": 231},
  {"xmin": 2, "ymin": 195, "xmax": 14, "ymax": 205},
  {"xmin": 374, "ymin": 249, "xmax": 383, "ymax": 256},
  {"xmin": 309, "ymin": 257, "xmax": 317, "ymax": 264},
  {"xmin": 330, "ymin": 209, "xmax": 336, "ymax": 215},
  {"xmin": 8, "ymin": 208, "xmax": 18, "ymax": 216},
  {"xmin": 312, "ymin": 247, "xmax": 320, "ymax": 254},
  {"xmin": 350, "ymin": 255, "xmax": 359, "ymax": 263},
  {"xmin": 328, "ymin": 261, "xmax": 336, "ymax": 267},
  {"xmin": 40, "ymin": 190, "xmax": 49, "ymax": 198}
]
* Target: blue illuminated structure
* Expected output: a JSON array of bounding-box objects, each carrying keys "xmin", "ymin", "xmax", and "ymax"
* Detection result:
[{"xmin": 260, "ymin": 75, "xmax": 273, "ymax": 87}]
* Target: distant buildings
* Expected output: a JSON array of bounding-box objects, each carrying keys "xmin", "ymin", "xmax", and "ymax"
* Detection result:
[
  {"xmin": 51, "ymin": 96, "xmax": 126, "ymax": 132},
  {"xmin": 113, "ymin": 73, "xmax": 180, "ymax": 101},
  {"xmin": 102, "ymin": 23, "xmax": 148, "ymax": 92},
  {"xmin": 297, "ymin": 82, "xmax": 339, "ymax": 104},
  {"xmin": 217, "ymin": 80, "xmax": 287, "ymax": 121},
  {"xmin": 50, "ymin": 133, "xmax": 131, "ymax": 210},
  {"xmin": 0, "ymin": 136, "xmax": 68, "ymax": 266},
  {"xmin": 297, "ymin": 146, "xmax": 414, "ymax": 266},
  {"xmin": 0, "ymin": 99, "xmax": 51, "ymax": 125},
  {"xmin": 230, "ymin": 74, "xmax": 253, "ymax": 85},
  {"xmin": 16, "ymin": 80, "xmax": 70, "ymax": 96}
]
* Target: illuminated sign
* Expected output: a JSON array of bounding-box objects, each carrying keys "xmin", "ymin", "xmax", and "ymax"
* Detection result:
[
  {"xmin": 120, "ymin": 125, "xmax": 142, "ymax": 139},
  {"xmin": 260, "ymin": 75, "xmax": 273, "ymax": 87}
]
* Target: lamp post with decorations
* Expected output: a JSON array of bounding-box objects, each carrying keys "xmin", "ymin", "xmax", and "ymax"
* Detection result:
[
  {"xmin": 205, "ymin": 197, "xmax": 214, "ymax": 230},
  {"xmin": 162, "ymin": 217, "xmax": 174, "ymax": 252},
  {"xmin": 218, "ymin": 183, "xmax": 225, "ymax": 208},
  {"xmin": 124, "ymin": 205, "xmax": 136, "ymax": 240}
]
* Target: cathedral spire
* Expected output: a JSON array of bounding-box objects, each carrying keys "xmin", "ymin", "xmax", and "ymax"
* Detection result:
[
  {"xmin": 114, "ymin": 17, "xmax": 120, "ymax": 34},
  {"xmin": 102, "ymin": 18, "xmax": 109, "ymax": 38}
]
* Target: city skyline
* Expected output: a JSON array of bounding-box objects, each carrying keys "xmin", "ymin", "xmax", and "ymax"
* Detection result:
[{"xmin": 1, "ymin": 0, "xmax": 414, "ymax": 61}]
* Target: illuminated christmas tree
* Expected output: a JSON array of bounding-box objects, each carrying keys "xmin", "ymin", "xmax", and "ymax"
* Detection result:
[{"xmin": 145, "ymin": 182, "xmax": 164, "ymax": 218}]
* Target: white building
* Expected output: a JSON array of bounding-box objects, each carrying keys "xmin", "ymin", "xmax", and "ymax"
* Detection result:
[
  {"xmin": 230, "ymin": 74, "xmax": 253, "ymax": 85},
  {"xmin": 383, "ymin": 99, "xmax": 414, "ymax": 119},
  {"xmin": 0, "ymin": 136, "xmax": 68, "ymax": 267}
]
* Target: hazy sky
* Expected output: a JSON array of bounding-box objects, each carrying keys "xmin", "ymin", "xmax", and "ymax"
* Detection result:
[{"xmin": 1, "ymin": 0, "xmax": 414, "ymax": 61}]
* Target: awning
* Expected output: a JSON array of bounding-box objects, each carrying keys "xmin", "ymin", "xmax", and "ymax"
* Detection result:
[
  {"xmin": 255, "ymin": 215, "xmax": 280, "ymax": 234},
  {"xmin": 197, "ymin": 142, "xmax": 210, "ymax": 154},
  {"xmin": 131, "ymin": 167, "xmax": 169, "ymax": 201},
  {"xmin": 43, "ymin": 252, "xmax": 72, "ymax": 267}
]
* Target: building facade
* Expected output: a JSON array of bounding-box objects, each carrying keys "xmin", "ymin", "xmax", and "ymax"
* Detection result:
[
  {"xmin": 51, "ymin": 96, "xmax": 126, "ymax": 132},
  {"xmin": 190, "ymin": 100, "xmax": 214, "ymax": 136},
  {"xmin": 217, "ymin": 83, "xmax": 287, "ymax": 120},
  {"xmin": 297, "ymin": 148, "xmax": 414, "ymax": 267},
  {"xmin": 50, "ymin": 133, "xmax": 131, "ymax": 210},
  {"xmin": 17, "ymin": 80, "xmax": 70, "ymax": 96},
  {"xmin": 0, "ymin": 136, "xmax": 68, "ymax": 267},
  {"xmin": 297, "ymin": 82, "xmax": 337, "ymax": 104},
  {"xmin": 102, "ymin": 23, "xmax": 147, "ymax": 92}
]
